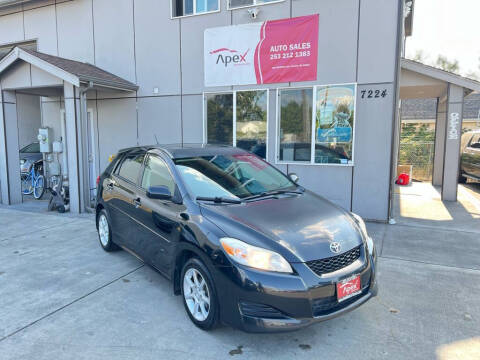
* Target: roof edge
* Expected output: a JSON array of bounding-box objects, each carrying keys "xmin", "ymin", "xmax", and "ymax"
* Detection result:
[
  {"xmin": 401, "ymin": 58, "xmax": 480, "ymax": 93},
  {"xmin": 0, "ymin": 47, "xmax": 80, "ymax": 87}
]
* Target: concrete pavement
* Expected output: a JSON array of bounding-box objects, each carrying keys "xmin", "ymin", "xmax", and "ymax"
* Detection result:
[{"xmin": 0, "ymin": 205, "xmax": 479, "ymax": 360}]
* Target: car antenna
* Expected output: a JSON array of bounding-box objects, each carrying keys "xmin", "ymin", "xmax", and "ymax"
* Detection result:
[{"xmin": 154, "ymin": 134, "xmax": 159, "ymax": 145}]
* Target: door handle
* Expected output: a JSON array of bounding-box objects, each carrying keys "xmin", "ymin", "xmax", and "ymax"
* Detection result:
[{"xmin": 133, "ymin": 197, "xmax": 141, "ymax": 208}]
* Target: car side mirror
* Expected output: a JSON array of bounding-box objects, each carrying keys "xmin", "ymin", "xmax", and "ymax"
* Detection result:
[
  {"xmin": 147, "ymin": 186, "xmax": 172, "ymax": 200},
  {"xmin": 288, "ymin": 173, "xmax": 299, "ymax": 183}
]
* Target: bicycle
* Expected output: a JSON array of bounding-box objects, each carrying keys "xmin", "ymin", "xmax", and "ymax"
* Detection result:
[{"xmin": 21, "ymin": 159, "xmax": 45, "ymax": 200}]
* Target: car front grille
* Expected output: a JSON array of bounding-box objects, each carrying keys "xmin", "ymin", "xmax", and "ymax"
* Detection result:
[{"xmin": 306, "ymin": 245, "xmax": 361, "ymax": 276}]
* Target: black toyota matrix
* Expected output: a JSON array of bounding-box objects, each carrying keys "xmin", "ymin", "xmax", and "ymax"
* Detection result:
[{"xmin": 96, "ymin": 144, "xmax": 377, "ymax": 332}]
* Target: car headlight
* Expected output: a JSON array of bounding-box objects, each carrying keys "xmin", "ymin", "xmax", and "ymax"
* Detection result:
[
  {"xmin": 220, "ymin": 237, "xmax": 293, "ymax": 273},
  {"xmin": 351, "ymin": 213, "xmax": 375, "ymax": 256},
  {"xmin": 351, "ymin": 213, "xmax": 368, "ymax": 238}
]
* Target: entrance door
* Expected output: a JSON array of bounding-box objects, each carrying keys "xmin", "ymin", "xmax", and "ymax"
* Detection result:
[{"xmin": 86, "ymin": 110, "xmax": 96, "ymax": 205}]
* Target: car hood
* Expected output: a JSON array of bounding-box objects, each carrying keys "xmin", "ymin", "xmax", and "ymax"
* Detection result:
[{"xmin": 199, "ymin": 190, "xmax": 363, "ymax": 263}]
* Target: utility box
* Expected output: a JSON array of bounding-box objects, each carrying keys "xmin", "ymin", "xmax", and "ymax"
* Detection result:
[
  {"xmin": 37, "ymin": 127, "xmax": 52, "ymax": 153},
  {"xmin": 52, "ymin": 141, "xmax": 63, "ymax": 153}
]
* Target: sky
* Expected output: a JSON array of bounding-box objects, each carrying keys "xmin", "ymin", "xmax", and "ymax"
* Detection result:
[{"xmin": 405, "ymin": 0, "xmax": 480, "ymax": 77}]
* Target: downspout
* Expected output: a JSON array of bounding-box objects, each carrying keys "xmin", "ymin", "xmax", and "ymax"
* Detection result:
[
  {"xmin": 79, "ymin": 81, "xmax": 94, "ymax": 213},
  {"xmin": 387, "ymin": 0, "xmax": 405, "ymax": 224}
]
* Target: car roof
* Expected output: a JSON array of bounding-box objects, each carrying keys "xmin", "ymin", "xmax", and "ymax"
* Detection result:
[{"xmin": 118, "ymin": 143, "xmax": 250, "ymax": 159}]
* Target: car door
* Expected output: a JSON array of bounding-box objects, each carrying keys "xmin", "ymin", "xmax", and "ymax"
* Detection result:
[
  {"xmin": 131, "ymin": 154, "xmax": 186, "ymax": 274},
  {"xmin": 466, "ymin": 134, "xmax": 480, "ymax": 178},
  {"xmin": 105, "ymin": 151, "xmax": 145, "ymax": 250}
]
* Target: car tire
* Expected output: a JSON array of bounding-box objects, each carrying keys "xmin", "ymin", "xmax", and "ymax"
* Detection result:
[
  {"xmin": 181, "ymin": 257, "xmax": 219, "ymax": 331},
  {"xmin": 97, "ymin": 209, "xmax": 118, "ymax": 252},
  {"xmin": 458, "ymin": 173, "xmax": 467, "ymax": 184}
]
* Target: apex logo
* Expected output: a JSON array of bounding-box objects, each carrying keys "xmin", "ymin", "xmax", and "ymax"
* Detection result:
[{"xmin": 210, "ymin": 48, "xmax": 250, "ymax": 67}]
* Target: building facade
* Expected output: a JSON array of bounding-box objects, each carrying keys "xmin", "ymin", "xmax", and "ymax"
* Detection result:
[{"xmin": 0, "ymin": 0, "xmax": 404, "ymax": 221}]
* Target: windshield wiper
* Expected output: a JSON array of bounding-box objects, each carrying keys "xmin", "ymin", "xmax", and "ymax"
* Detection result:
[
  {"xmin": 196, "ymin": 196, "xmax": 242, "ymax": 204},
  {"xmin": 243, "ymin": 188, "xmax": 304, "ymax": 201}
]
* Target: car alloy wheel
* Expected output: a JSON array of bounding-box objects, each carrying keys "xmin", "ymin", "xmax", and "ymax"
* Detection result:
[
  {"xmin": 97, "ymin": 209, "xmax": 118, "ymax": 252},
  {"xmin": 98, "ymin": 214, "xmax": 109, "ymax": 247},
  {"xmin": 183, "ymin": 268, "xmax": 210, "ymax": 322}
]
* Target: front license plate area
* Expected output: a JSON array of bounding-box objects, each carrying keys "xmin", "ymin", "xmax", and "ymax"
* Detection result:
[{"xmin": 336, "ymin": 275, "xmax": 361, "ymax": 302}]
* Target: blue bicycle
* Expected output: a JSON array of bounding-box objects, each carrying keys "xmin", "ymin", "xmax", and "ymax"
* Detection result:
[{"xmin": 21, "ymin": 159, "xmax": 45, "ymax": 199}]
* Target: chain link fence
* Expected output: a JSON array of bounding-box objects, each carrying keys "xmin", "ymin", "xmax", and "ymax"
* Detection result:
[{"xmin": 398, "ymin": 142, "xmax": 435, "ymax": 181}]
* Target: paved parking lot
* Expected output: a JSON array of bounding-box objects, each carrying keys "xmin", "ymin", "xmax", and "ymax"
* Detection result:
[{"xmin": 0, "ymin": 206, "xmax": 479, "ymax": 360}]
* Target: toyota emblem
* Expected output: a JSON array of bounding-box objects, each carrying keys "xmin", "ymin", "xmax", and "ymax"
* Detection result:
[{"xmin": 330, "ymin": 242, "xmax": 341, "ymax": 254}]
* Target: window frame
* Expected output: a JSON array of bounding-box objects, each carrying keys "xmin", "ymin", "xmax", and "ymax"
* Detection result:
[
  {"xmin": 227, "ymin": 0, "xmax": 285, "ymax": 11},
  {"xmin": 203, "ymin": 88, "xmax": 270, "ymax": 160},
  {"xmin": 275, "ymin": 83, "xmax": 357, "ymax": 167},
  {"xmin": 170, "ymin": 0, "xmax": 221, "ymax": 19}
]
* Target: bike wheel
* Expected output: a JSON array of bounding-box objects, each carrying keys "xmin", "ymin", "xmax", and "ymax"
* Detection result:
[
  {"xmin": 33, "ymin": 175, "xmax": 45, "ymax": 200},
  {"xmin": 21, "ymin": 174, "xmax": 34, "ymax": 195}
]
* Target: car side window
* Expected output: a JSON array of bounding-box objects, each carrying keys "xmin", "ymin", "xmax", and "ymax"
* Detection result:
[
  {"xmin": 116, "ymin": 153, "xmax": 145, "ymax": 184},
  {"xmin": 469, "ymin": 134, "xmax": 480, "ymax": 149},
  {"xmin": 141, "ymin": 155, "xmax": 176, "ymax": 195}
]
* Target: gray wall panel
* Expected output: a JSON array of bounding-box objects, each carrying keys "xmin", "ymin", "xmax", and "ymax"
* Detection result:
[
  {"xmin": 0, "ymin": 12, "xmax": 23, "ymax": 44},
  {"xmin": 288, "ymin": 164, "xmax": 352, "ymax": 210},
  {"xmin": 16, "ymin": 93, "xmax": 41, "ymax": 148},
  {"xmin": 137, "ymin": 96, "xmax": 182, "ymax": 146},
  {"xmin": 93, "ymin": 0, "xmax": 136, "ymax": 83},
  {"xmin": 56, "ymin": 0, "xmax": 95, "ymax": 63},
  {"xmin": 40, "ymin": 99, "xmax": 62, "ymax": 143},
  {"xmin": 97, "ymin": 98, "xmax": 137, "ymax": 171},
  {"xmin": 31, "ymin": 64, "xmax": 63, "ymax": 87},
  {"xmin": 182, "ymin": 94, "xmax": 204, "ymax": 144},
  {"xmin": 357, "ymin": 0, "xmax": 399, "ymax": 84},
  {"xmin": 134, "ymin": 0, "xmax": 181, "ymax": 97},
  {"xmin": 352, "ymin": 83, "xmax": 395, "ymax": 221},
  {"xmin": 0, "ymin": 62, "xmax": 31, "ymax": 89},
  {"xmin": 24, "ymin": 5, "xmax": 58, "ymax": 55},
  {"xmin": 181, "ymin": 11, "xmax": 231, "ymax": 94},
  {"xmin": 292, "ymin": 0, "xmax": 358, "ymax": 85},
  {"xmin": 267, "ymin": 89, "xmax": 277, "ymax": 164},
  {"xmin": 231, "ymin": 1, "xmax": 289, "ymax": 24}
]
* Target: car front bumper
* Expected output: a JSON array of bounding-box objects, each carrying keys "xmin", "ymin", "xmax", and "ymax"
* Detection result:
[{"xmin": 214, "ymin": 243, "xmax": 377, "ymax": 333}]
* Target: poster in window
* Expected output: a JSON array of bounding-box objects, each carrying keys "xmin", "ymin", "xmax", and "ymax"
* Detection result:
[{"xmin": 316, "ymin": 84, "xmax": 356, "ymax": 164}]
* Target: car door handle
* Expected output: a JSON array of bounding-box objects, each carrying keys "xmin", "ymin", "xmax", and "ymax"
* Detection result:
[{"xmin": 133, "ymin": 197, "xmax": 141, "ymax": 208}]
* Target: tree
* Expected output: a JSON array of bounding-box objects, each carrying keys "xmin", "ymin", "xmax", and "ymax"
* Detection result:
[{"xmin": 435, "ymin": 55, "xmax": 459, "ymax": 73}]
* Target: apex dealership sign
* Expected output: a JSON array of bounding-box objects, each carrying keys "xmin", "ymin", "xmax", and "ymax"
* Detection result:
[{"xmin": 204, "ymin": 15, "xmax": 319, "ymax": 87}]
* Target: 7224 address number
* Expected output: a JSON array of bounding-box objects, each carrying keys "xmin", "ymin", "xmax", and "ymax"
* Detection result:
[{"xmin": 361, "ymin": 89, "xmax": 387, "ymax": 99}]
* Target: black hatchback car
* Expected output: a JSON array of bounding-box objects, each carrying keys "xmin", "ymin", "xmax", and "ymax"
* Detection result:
[{"xmin": 96, "ymin": 144, "xmax": 377, "ymax": 332}]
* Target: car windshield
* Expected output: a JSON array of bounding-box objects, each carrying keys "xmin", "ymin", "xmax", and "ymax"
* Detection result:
[
  {"xmin": 174, "ymin": 154, "xmax": 295, "ymax": 200},
  {"xmin": 20, "ymin": 143, "xmax": 40, "ymax": 153}
]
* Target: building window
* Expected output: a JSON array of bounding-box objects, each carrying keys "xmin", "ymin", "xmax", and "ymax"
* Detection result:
[
  {"xmin": 171, "ymin": 0, "xmax": 219, "ymax": 18},
  {"xmin": 205, "ymin": 90, "xmax": 268, "ymax": 159},
  {"xmin": 206, "ymin": 93, "xmax": 234, "ymax": 146},
  {"xmin": 278, "ymin": 84, "xmax": 356, "ymax": 165},
  {"xmin": 278, "ymin": 88, "xmax": 313, "ymax": 162},
  {"xmin": 228, "ymin": 0, "xmax": 284, "ymax": 10}
]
